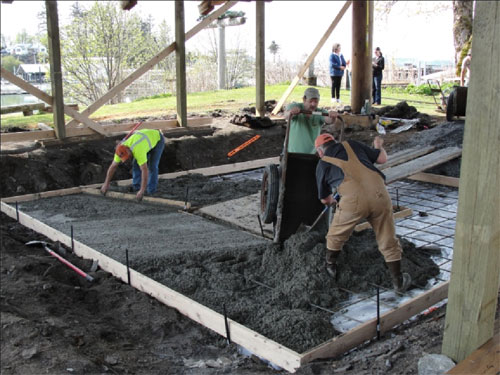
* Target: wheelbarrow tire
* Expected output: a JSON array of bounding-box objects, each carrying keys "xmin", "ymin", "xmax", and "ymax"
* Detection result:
[
  {"xmin": 260, "ymin": 164, "xmax": 280, "ymax": 224},
  {"xmin": 446, "ymin": 90, "xmax": 456, "ymax": 122}
]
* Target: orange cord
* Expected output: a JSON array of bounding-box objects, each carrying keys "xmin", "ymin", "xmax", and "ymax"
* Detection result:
[{"xmin": 227, "ymin": 135, "xmax": 261, "ymax": 157}]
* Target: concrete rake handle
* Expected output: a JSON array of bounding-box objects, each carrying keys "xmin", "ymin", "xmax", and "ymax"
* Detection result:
[{"xmin": 44, "ymin": 245, "xmax": 94, "ymax": 282}]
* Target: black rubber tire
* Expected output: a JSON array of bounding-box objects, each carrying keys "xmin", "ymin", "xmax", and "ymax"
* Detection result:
[
  {"xmin": 446, "ymin": 90, "xmax": 456, "ymax": 121},
  {"xmin": 260, "ymin": 164, "xmax": 280, "ymax": 224}
]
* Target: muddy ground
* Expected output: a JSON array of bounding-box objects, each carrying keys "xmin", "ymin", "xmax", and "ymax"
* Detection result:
[{"xmin": 1, "ymin": 106, "xmax": 484, "ymax": 374}]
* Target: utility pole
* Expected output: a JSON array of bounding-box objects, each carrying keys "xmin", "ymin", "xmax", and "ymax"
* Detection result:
[{"xmin": 206, "ymin": 12, "xmax": 246, "ymax": 90}]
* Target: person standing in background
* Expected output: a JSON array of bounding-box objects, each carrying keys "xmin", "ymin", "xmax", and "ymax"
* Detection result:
[
  {"xmin": 329, "ymin": 43, "xmax": 348, "ymax": 104},
  {"xmin": 372, "ymin": 47, "xmax": 385, "ymax": 105}
]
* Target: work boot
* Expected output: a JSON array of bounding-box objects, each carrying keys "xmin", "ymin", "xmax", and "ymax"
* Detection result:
[
  {"xmin": 326, "ymin": 250, "xmax": 341, "ymax": 279},
  {"xmin": 386, "ymin": 260, "xmax": 412, "ymax": 293}
]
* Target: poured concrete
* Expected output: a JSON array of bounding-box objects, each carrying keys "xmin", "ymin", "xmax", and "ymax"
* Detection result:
[{"xmin": 18, "ymin": 194, "xmax": 267, "ymax": 264}]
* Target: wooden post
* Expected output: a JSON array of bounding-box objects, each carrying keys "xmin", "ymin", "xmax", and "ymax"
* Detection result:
[
  {"xmin": 255, "ymin": 0, "xmax": 265, "ymax": 117},
  {"xmin": 441, "ymin": 0, "xmax": 500, "ymax": 363},
  {"xmin": 175, "ymin": 0, "xmax": 187, "ymax": 127},
  {"xmin": 351, "ymin": 0, "xmax": 373, "ymax": 114},
  {"xmin": 65, "ymin": 1, "xmax": 237, "ymax": 128},
  {"xmin": 271, "ymin": 1, "xmax": 352, "ymax": 116},
  {"xmin": 45, "ymin": 0, "xmax": 65, "ymax": 139}
]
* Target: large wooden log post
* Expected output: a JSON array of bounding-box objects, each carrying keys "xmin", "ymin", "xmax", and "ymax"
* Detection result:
[
  {"xmin": 175, "ymin": 0, "xmax": 188, "ymax": 127},
  {"xmin": 351, "ymin": 0, "xmax": 373, "ymax": 114},
  {"xmin": 441, "ymin": 0, "xmax": 500, "ymax": 363},
  {"xmin": 255, "ymin": 1, "xmax": 265, "ymax": 117},
  {"xmin": 45, "ymin": 0, "xmax": 65, "ymax": 139}
]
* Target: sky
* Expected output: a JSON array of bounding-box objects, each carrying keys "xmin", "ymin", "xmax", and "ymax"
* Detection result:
[{"xmin": 0, "ymin": 1, "xmax": 455, "ymax": 66}]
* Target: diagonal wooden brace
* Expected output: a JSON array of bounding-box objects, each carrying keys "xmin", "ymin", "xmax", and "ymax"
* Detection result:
[
  {"xmin": 0, "ymin": 67, "xmax": 107, "ymax": 136},
  {"xmin": 65, "ymin": 1, "xmax": 238, "ymax": 128}
]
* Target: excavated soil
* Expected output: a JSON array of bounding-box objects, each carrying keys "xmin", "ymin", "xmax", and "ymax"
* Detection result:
[{"xmin": 1, "ymin": 111, "xmax": 479, "ymax": 374}]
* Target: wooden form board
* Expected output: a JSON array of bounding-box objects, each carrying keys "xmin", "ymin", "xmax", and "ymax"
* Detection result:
[
  {"xmin": 1, "ymin": 185, "xmax": 451, "ymax": 372},
  {"xmin": 0, "ymin": 118, "xmax": 213, "ymax": 143},
  {"xmin": 80, "ymin": 156, "xmax": 281, "ymax": 189},
  {"xmin": 378, "ymin": 146, "xmax": 435, "ymax": 170},
  {"xmin": 407, "ymin": 173, "xmax": 459, "ymax": 188},
  {"xmin": 446, "ymin": 333, "xmax": 499, "ymax": 374},
  {"xmin": 384, "ymin": 147, "xmax": 462, "ymax": 184},
  {"xmin": 0, "ymin": 198, "xmax": 301, "ymax": 372},
  {"xmin": 301, "ymin": 281, "xmax": 449, "ymax": 364}
]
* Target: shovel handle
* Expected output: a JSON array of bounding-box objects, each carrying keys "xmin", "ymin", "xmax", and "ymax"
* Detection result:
[
  {"xmin": 44, "ymin": 245, "xmax": 94, "ymax": 282},
  {"xmin": 307, "ymin": 206, "xmax": 329, "ymax": 233}
]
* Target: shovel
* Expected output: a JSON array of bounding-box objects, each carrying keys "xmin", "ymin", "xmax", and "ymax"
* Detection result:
[
  {"xmin": 296, "ymin": 205, "xmax": 329, "ymax": 234},
  {"xmin": 26, "ymin": 241, "xmax": 94, "ymax": 282}
]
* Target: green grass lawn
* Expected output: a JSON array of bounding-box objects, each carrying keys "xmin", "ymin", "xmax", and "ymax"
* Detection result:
[{"xmin": 1, "ymin": 84, "xmax": 444, "ymax": 129}]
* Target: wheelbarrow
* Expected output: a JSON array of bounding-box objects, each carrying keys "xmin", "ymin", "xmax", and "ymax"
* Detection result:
[
  {"xmin": 259, "ymin": 110, "xmax": 344, "ymax": 243},
  {"xmin": 446, "ymin": 86, "xmax": 468, "ymax": 121}
]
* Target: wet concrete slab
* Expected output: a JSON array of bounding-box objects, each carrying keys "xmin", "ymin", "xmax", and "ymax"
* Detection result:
[{"xmin": 16, "ymin": 194, "xmax": 268, "ymax": 264}]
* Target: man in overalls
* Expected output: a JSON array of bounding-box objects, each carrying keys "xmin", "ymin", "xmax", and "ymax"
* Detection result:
[
  {"xmin": 101, "ymin": 129, "xmax": 165, "ymax": 201},
  {"xmin": 315, "ymin": 133, "xmax": 411, "ymax": 292}
]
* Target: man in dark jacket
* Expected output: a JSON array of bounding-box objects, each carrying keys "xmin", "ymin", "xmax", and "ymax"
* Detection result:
[{"xmin": 315, "ymin": 133, "xmax": 411, "ymax": 293}]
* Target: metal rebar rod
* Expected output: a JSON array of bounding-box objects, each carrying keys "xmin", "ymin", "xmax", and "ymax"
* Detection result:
[
  {"xmin": 223, "ymin": 303, "xmax": 231, "ymax": 344},
  {"xmin": 126, "ymin": 249, "xmax": 130, "ymax": 285},
  {"xmin": 376, "ymin": 287, "xmax": 381, "ymax": 340},
  {"xmin": 16, "ymin": 201, "xmax": 19, "ymax": 222},
  {"xmin": 71, "ymin": 225, "xmax": 74, "ymax": 252},
  {"xmin": 256, "ymin": 214, "xmax": 266, "ymax": 239}
]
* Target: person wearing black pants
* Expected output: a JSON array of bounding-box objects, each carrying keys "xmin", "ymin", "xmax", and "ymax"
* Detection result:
[
  {"xmin": 329, "ymin": 43, "xmax": 347, "ymax": 104},
  {"xmin": 372, "ymin": 47, "xmax": 385, "ymax": 105}
]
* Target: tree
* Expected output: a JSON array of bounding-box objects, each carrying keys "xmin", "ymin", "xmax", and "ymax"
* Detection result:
[
  {"xmin": 268, "ymin": 40, "xmax": 280, "ymax": 63},
  {"xmin": 61, "ymin": 1, "xmax": 150, "ymax": 105},
  {"xmin": 375, "ymin": 0, "xmax": 471, "ymax": 75},
  {"xmin": 15, "ymin": 29, "xmax": 35, "ymax": 45},
  {"xmin": 452, "ymin": 0, "xmax": 473, "ymax": 76},
  {"xmin": 1, "ymin": 55, "xmax": 22, "ymax": 73}
]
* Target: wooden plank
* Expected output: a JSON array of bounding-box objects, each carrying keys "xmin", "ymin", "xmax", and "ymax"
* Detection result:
[
  {"xmin": 1, "ymin": 187, "xmax": 82, "ymax": 203},
  {"xmin": 354, "ymin": 206, "xmax": 412, "ymax": 232},
  {"xmin": 1, "ymin": 103, "xmax": 45, "ymax": 114},
  {"xmin": 300, "ymin": 282, "xmax": 449, "ymax": 363},
  {"xmin": 271, "ymin": 1, "xmax": 352, "ymax": 115},
  {"xmin": 377, "ymin": 146, "xmax": 436, "ymax": 170},
  {"xmin": 0, "ymin": 118, "xmax": 213, "ymax": 143},
  {"xmin": 442, "ymin": 0, "xmax": 500, "ymax": 363},
  {"xmin": 81, "ymin": 188, "xmax": 190, "ymax": 209},
  {"xmin": 407, "ymin": 172, "xmax": 459, "ymax": 188},
  {"xmin": 0, "ymin": 67, "xmax": 107, "ymax": 135},
  {"xmin": 65, "ymin": 1, "xmax": 238, "ymax": 128},
  {"xmin": 0, "ymin": 201, "xmax": 302, "ymax": 373},
  {"xmin": 82, "ymin": 156, "xmax": 280, "ymax": 190},
  {"xmin": 175, "ymin": 1, "xmax": 188, "ymax": 127},
  {"xmin": 384, "ymin": 147, "xmax": 462, "ymax": 184},
  {"xmin": 446, "ymin": 333, "xmax": 500, "ymax": 374}
]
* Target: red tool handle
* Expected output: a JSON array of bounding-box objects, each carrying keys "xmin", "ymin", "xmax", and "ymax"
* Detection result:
[
  {"xmin": 44, "ymin": 245, "xmax": 94, "ymax": 282},
  {"xmin": 122, "ymin": 121, "xmax": 143, "ymax": 141},
  {"xmin": 227, "ymin": 135, "xmax": 261, "ymax": 158}
]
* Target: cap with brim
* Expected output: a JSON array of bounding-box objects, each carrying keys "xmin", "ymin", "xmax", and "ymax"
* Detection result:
[{"xmin": 304, "ymin": 87, "xmax": 320, "ymax": 100}]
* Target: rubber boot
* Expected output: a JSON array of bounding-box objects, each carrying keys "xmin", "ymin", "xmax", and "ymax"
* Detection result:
[
  {"xmin": 326, "ymin": 250, "xmax": 341, "ymax": 279},
  {"xmin": 386, "ymin": 260, "xmax": 412, "ymax": 293}
]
